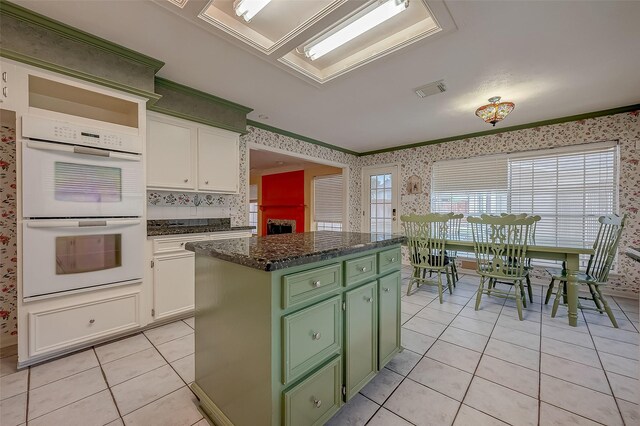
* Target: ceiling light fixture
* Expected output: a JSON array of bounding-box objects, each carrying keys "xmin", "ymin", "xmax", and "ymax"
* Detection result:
[
  {"xmin": 303, "ymin": 0, "xmax": 410, "ymax": 61},
  {"xmin": 475, "ymin": 96, "xmax": 515, "ymax": 126},
  {"xmin": 233, "ymin": 0, "xmax": 271, "ymax": 22}
]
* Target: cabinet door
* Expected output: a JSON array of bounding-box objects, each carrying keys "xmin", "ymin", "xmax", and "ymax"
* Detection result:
[
  {"xmin": 0, "ymin": 61, "xmax": 26, "ymax": 111},
  {"xmin": 378, "ymin": 272, "xmax": 401, "ymax": 369},
  {"xmin": 344, "ymin": 281, "xmax": 377, "ymax": 400},
  {"xmin": 147, "ymin": 116, "xmax": 196, "ymax": 190},
  {"xmin": 153, "ymin": 252, "xmax": 195, "ymax": 320},
  {"xmin": 197, "ymin": 127, "xmax": 239, "ymax": 193}
]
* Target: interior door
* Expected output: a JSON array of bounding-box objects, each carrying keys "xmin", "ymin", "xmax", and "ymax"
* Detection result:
[{"xmin": 362, "ymin": 165, "xmax": 399, "ymax": 234}]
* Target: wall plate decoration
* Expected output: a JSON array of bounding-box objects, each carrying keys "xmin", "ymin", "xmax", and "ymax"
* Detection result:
[{"xmin": 407, "ymin": 175, "xmax": 422, "ymax": 195}]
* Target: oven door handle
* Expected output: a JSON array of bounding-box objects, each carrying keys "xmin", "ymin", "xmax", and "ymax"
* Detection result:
[
  {"xmin": 26, "ymin": 219, "xmax": 142, "ymax": 228},
  {"xmin": 26, "ymin": 141, "xmax": 141, "ymax": 161}
]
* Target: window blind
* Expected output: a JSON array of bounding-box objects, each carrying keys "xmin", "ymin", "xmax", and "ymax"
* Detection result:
[
  {"xmin": 431, "ymin": 142, "xmax": 619, "ymax": 266},
  {"xmin": 314, "ymin": 174, "xmax": 343, "ymax": 224}
]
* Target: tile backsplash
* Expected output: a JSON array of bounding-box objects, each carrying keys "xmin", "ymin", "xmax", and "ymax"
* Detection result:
[{"xmin": 147, "ymin": 191, "xmax": 232, "ymax": 220}]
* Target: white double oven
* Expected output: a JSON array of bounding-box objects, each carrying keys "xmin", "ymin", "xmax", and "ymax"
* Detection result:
[{"xmin": 21, "ymin": 115, "xmax": 145, "ymax": 298}]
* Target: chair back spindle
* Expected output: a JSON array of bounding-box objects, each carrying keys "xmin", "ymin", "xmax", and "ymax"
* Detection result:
[
  {"xmin": 401, "ymin": 213, "xmax": 450, "ymax": 269},
  {"xmin": 586, "ymin": 214, "xmax": 627, "ymax": 283}
]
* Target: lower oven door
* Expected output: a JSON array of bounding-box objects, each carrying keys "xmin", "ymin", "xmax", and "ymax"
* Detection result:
[{"xmin": 23, "ymin": 219, "xmax": 144, "ymax": 298}]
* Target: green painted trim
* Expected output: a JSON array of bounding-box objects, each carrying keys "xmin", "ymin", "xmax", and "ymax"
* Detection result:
[
  {"xmin": 246, "ymin": 119, "xmax": 360, "ymax": 157},
  {"xmin": 0, "ymin": 50, "xmax": 162, "ymax": 103},
  {"xmin": 148, "ymin": 105, "xmax": 249, "ymax": 135},
  {"xmin": 155, "ymin": 77, "xmax": 253, "ymax": 114},
  {"xmin": 0, "ymin": 0, "xmax": 165, "ymax": 72},
  {"xmin": 360, "ymin": 104, "xmax": 640, "ymax": 156}
]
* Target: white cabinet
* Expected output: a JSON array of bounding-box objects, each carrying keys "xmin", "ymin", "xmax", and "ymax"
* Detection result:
[
  {"xmin": 153, "ymin": 252, "xmax": 195, "ymax": 320},
  {"xmin": 147, "ymin": 115, "xmax": 197, "ymax": 190},
  {"xmin": 0, "ymin": 60, "xmax": 26, "ymax": 111},
  {"xmin": 147, "ymin": 112, "xmax": 240, "ymax": 194}
]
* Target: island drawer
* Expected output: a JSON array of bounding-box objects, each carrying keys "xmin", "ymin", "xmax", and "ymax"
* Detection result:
[
  {"xmin": 344, "ymin": 254, "xmax": 377, "ymax": 286},
  {"xmin": 282, "ymin": 296, "xmax": 342, "ymax": 384},
  {"xmin": 283, "ymin": 356, "xmax": 342, "ymax": 426},
  {"xmin": 282, "ymin": 263, "xmax": 342, "ymax": 309},
  {"xmin": 378, "ymin": 247, "xmax": 402, "ymax": 274}
]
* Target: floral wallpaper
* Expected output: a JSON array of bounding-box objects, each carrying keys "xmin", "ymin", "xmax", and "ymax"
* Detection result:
[
  {"xmin": 147, "ymin": 191, "xmax": 229, "ymax": 207},
  {"xmin": 360, "ymin": 111, "xmax": 640, "ymax": 296},
  {"xmin": 0, "ymin": 125, "xmax": 17, "ymax": 345}
]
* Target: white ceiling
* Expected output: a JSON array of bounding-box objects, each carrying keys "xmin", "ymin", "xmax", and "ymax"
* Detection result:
[
  {"xmin": 249, "ymin": 148, "xmax": 327, "ymax": 171},
  {"xmin": 16, "ymin": 0, "xmax": 640, "ymax": 153}
]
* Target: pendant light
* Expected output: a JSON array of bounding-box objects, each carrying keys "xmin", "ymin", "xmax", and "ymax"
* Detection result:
[{"xmin": 475, "ymin": 96, "xmax": 515, "ymax": 126}]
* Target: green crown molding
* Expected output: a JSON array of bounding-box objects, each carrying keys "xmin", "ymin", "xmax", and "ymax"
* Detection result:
[
  {"xmin": 359, "ymin": 104, "xmax": 640, "ymax": 156},
  {"xmin": 246, "ymin": 120, "xmax": 360, "ymax": 157},
  {"xmin": 148, "ymin": 105, "xmax": 249, "ymax": 135},
  {"xmin": 0, "ymin": 50, "xmax": 162, "ymax": 104},
  {"xmin": 0, "ymin": 0, "xmax": 165, "ymax": 72},
  {"xmin": 154, "ymin": 77, "xmax": 252, "ymax": 114}
]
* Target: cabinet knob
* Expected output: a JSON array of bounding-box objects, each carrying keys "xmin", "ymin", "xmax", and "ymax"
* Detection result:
[
  {"xmin": 312, "ymin": 331, "xmax": 322, "ymax": 340},
  {"xmin": 312, "ymin": 280, "xmax": 321, "ymax": 288},
  {"xmin": 184, "ymin": 178, "xmax": 189, "ymax": 183},
  {"xmin": 205, "ymin": 180, "xmax": 209, "ymax": 184},
  {"xmin": 390, "ymin": 257, "xmax": 396, "ymax": 262},
  {"xmin": 312, "ymin": 398, "xmax": 322, "ymax": 408},
  {"xmin": 384, "ymin": 287, "xmax": 390, "ymax": 292},
  {"xmin": 89, "ymin": 319, "xmax": 95, "ymax": 324},
  {"xmin": 365, "ymin": 297, "xmax": 373, "ymax": 303},
  {"xmin": 180, "ymin": 242, "xmax": 185, "ymax": 246},
  {"xmin": 359, "ymin": 266, "xmax": 367, "ymax": 272}
]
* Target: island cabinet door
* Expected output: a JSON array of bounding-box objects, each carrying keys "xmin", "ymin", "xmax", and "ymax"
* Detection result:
[
  {"xmin": 344, "ymin": 281, "xmax": 378, "ymax": 401},
  {"xmin": 378, "ymin": 271, "xmax": 401, "ymax": 369}
]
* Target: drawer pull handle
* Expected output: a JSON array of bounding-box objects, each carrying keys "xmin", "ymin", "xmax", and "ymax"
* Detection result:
[
  {"xmin": 312, "ymin": 331, "xmax": 322, "ymax": 340},
  {"xmin": 2, "ymin": 87, "xmax": 6, "ymax": 98},
  {"xmin": 384, "ymin": 287, "xmax": 390, "ymax": 292},
  {"xmin": 390, "ymin": 257, "xmax": 396, "ymax": 262},
  {"xmin": 180, "ymin": 242, "xmax": 185, "ymax": 246},
  {"xmin": 365, "ymin": 297, "xmax": 373, "ymax": 303},
  {"xmin": 1, "ymin": 72, "xmax": 6, "ymax": 82},
  {"xmin": 89, "ymin": 319, "xmax": 95, "ymax": 324},
  {"xmin": 359, "ymin": 266, "xmax": 367, "ymax": 272},
  {"xmin": 312, "ymin": 280, "xmax": 321, "ymax": 288},
  {"xmin": 313, "ymin": 398, "xmax": 322, "ymax": 408}
]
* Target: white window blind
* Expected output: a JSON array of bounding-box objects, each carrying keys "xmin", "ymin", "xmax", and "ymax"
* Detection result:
[
  {"xmin": 314, "ymin": 174, "xmax": 343, "ymax": 229},
  {"xmin": 431, "ymin": 142, "xmax": 619, "ymax": 266}
]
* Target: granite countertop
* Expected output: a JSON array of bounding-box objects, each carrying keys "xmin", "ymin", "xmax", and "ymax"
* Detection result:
[
  {"xmin": 185, "ymin": 231, "xmax": 406, "ymax": 271},
  {"xmin": 147, "ymin": 218, "xmax": 255, "ymax": 236}
]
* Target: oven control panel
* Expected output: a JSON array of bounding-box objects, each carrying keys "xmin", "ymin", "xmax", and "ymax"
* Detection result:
[{"xmin": 22, "ymin": 115, "xmax": 142, "ymax": 154}]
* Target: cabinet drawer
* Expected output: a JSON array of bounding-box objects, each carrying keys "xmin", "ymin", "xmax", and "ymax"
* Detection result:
[
  {"xmin": 29, "ymin": 292, "xmax": 140, "ymax": 357},
  {"xmin": 282, "ymin": 296, "xmax": 341, "ymax": 384},
  {"xmin": 283, "ymin": 356, "xmax": 342, "ymax": 426},
  {"xmin": 282, "ymin": 264, "xmax": 342, "ymax": 309},
  {"xmin": 153, "ymin": 235, "xmax": 206, "ymax": 254},
  {"xmin": 378, "ymin": 247, "xmax": 401, "ymax": 274},
  {"xmin": 344, "ymin": 254, "xmax": 377, "ymax": 286}
]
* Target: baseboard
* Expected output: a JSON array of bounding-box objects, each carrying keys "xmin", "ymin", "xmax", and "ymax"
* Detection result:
[{"xmin": 191, "ymin": 382, "xmax": 234, "ymax": 426}]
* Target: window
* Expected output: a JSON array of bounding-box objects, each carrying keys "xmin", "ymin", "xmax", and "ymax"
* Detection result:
[
  {"xmin": 249, "ymin": 184, "xmax": 258, "ymax": 234},
  {"xmin": 314, "ymin": 174, "xmax": 343, "ymax": 231},
  {"xmin": 431, "ymin": 142, "xmax": 619, "ymax": 266}
]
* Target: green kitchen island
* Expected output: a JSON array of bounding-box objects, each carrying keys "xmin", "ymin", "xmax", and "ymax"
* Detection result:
[{"xmin": 185, "ymin": 231, "xmax": 405, "ymax": 426}]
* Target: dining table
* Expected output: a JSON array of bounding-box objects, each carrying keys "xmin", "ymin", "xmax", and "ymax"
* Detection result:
[{"xmin": 442, "ymin": 239, "xmax": 595, "ymax": 327}]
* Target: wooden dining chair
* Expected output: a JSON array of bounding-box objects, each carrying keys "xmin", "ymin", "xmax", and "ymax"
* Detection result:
[
  {"xmin": 401, "ymin": 213, "xmax": 454, "ymax": 303},
  {"xmin": 546, "ymin": 214, "xmax": 627, "ymax": 327},
  {"xmin": 468, "ymin": 214, "xmax": 538, "ymax": 320}
]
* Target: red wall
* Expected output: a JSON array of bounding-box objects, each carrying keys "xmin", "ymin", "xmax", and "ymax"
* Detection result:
[{"xmin": 261, "ymin": 170, "xmax": 305, "ymax": 236}]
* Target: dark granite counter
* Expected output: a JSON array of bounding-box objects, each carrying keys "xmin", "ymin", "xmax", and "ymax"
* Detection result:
[
  {"xmin": 147, "ymin": 218, "xmax": 254, "ymax": 236},
  {"xmin": 185, "ymin": 231, "xmax": 405, "ymax": 271}
]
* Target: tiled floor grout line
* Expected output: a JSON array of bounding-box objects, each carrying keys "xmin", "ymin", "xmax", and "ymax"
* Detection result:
[
  {"xmin": 94, "ymin": 346, "xmax": 124, "ymax": 423},
  {"xmin": 147, "ymin": 330, "xmax": 198, "ymax": 395},
  {"xmin": 25, "ymin": 361, "xmax": 31, "ymax": 425}
]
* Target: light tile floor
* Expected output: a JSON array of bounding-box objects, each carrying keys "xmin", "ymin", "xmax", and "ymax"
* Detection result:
[{"xmin": 1, "ymin": 266, "xmax": 638, "ymax": 425}]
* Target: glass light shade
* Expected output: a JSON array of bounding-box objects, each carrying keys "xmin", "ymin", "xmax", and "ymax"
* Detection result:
[
  {"xmin": 475, "ymin": 96, "xmax": 515, "ymax": 126},
  {"xmin": 304, "ymin": 0, "xmax": 409, "ymax": 61},
  {"xmin": 234, "ymin": 0, "xmax": 271, "ymax": 22}
]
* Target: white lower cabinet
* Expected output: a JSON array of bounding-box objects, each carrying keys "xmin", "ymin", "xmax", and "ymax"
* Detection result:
[
  {"xmin": 153, "ymin": 251, "xmax": 195, "ymax": 320},
  {"xmin": 28, "ymin": 291, "xmax": 141, "ymax": 357}
]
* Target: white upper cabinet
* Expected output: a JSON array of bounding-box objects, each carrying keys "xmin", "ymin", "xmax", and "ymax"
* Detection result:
[
  {"xmin": 197, "ymin": 127, "xmax": 239, "ymax": 193},
  {"xmin": 147, "ymin": 114, "xmax": 197, "ymax": 190},
  {"xmin": 146, "ymin": 112, "xmax": 240, "ymax": 194},
  {"xmin": 0, "ymin": 60, "xmax": 27, "ymax": 112}
]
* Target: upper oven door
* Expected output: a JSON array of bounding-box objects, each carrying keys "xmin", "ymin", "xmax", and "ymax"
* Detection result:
[{"xmin": 22, "ymin": 140, "xmax": 144, "ymax": 218}]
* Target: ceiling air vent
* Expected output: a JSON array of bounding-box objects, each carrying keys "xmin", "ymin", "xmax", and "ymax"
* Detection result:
[{"xmin": 414, "ymin": 80, "xmax": 446, "ymax": 98}]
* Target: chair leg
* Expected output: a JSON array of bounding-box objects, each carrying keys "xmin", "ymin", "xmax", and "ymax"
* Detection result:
[
  {"xmin": 487, "ymin": 278, "xmax": 493, "ymax": 296},
  {"xmin": 562, "ymin": 282, "xmax": 568, "ymax": 304},
  {"xmin": 407, "ymin": 278, "xmax": 414, "ymax": 296},
  {"xmin": 521, "ymin": 281, "xmax": 527, "ymax": 309},
  {"xmin": 451, "ymin": 262, "xmax": 458, "ymax": 287},
  {"xmin": 445, "ymin": 268, "xmax": 453, "ymax": 295},
  {"xmin": 588, "ymin": 284, "xmax": 603, "ymax": 312},
  {"xmin": 545, "ymin": 279, "xmax": 555, "ymax": 305},
  {"xmin": 515, "ymin": 280, "xmax": 524, "ymax": 321},
  {"xmin": 551, "ymin": 280, "xmax": 563, "ymax": 317},
  {"xmin": 525, "ymin": 274, "xmax": 534, "ymax": 303},
  {"xmin": 475, "ymin": 276, "xmax": 485, "ymax": 311},
  {"xmin": 595, "ymin": 286, "xmax": 619, "ymax": 328},
  {"xmin": 437, "ymin": 272, "xmax": 444, "ymax": 304}
]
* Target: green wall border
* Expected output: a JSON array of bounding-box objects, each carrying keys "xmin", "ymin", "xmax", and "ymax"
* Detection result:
[
  {"xmin": 0, "ymin": 0, "xmax": 165, "ymax": 72},
  {"xmin": 246, "ymin": 119, "xmax": 359, "ymax": 157},
  {"xmin": 359, "ymin": 104, "xmax": 640, "ymax": 156}
]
